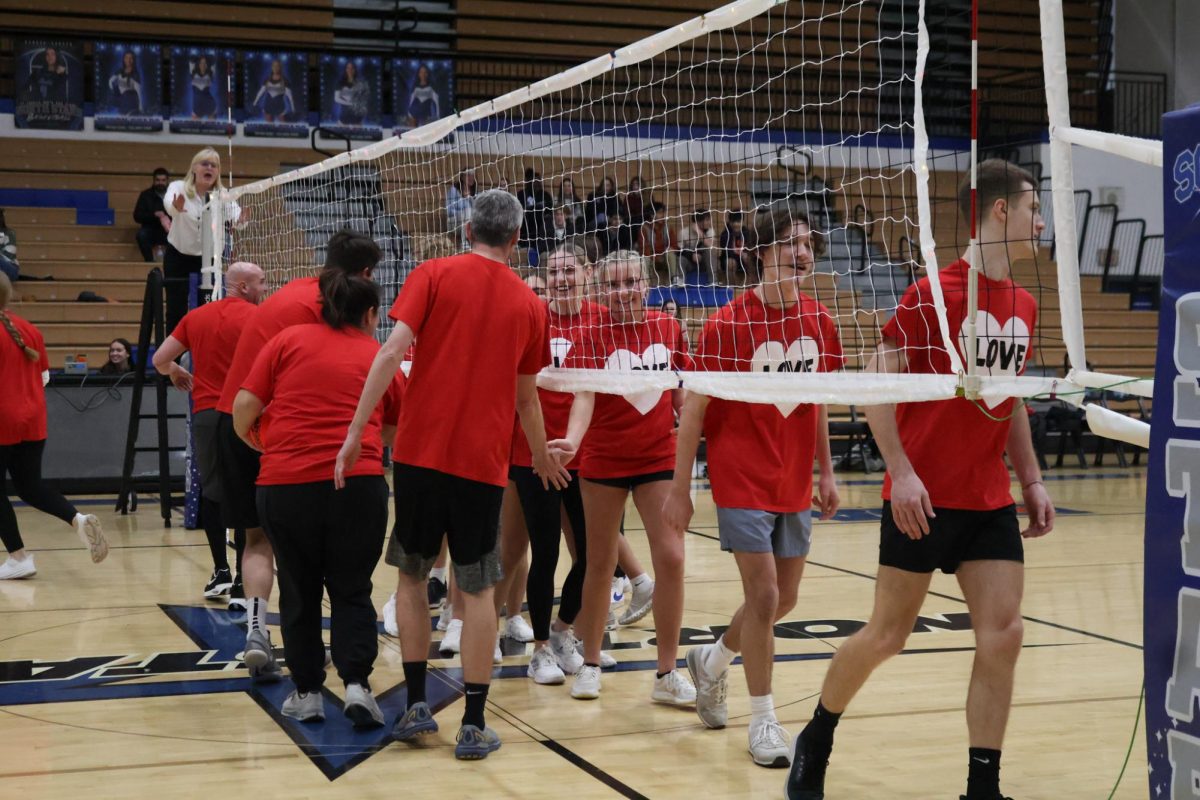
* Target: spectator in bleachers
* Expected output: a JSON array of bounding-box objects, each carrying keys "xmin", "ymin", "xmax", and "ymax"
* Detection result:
[
  {"xmin": 517, "ymin": 168, "xmax": 553, "ymax": 250},
  {"xmin": 621, "ymin": 176, "xmax": 651, "ymax": 229},
  {"xmin": 677, "ymin": 208, "xmax": 718, "ymax": 285},
  {"xmin": 99, "ymin": 338, "xmax": 133, "ymax": 375},
  {"xmin": 587, "ymin": 176, "xmax": 620, "ymax": 233},
  {"xmin": 417, "ymin": 233, "xmax": 459, "ymax": 263},
  {"xmin": 524, "ymin": 272, "xmax": 548, "ymax": 300},
  {"xmin": 639, "ymin": 201, "xmax": 676, "ymax": 283},
  {"xmin": 556, "ymin": 177, "xmax": 585, "ymax": 230},
  {"xmin": 598, "ymin": 209, "xmax": 635, "ymax": 259},
  {"xmin": 446, "ymin": 170, "xmax": 476, "ymax": 246},
  {"xmin": 549, "ymin": 206, "xmax": 579, "ymax": 251},
  {"xmin": 0, "ymin": 210, "xmax": 19, "ymax": 283},
  {"xmin": 719, "ymin": 209, "xmax": 757, "ymax": 286},
  {"xmin": 134, "ymin": 168, "xmax": 171, "ymax": 263},
  {"xmin": 163, "ymin": 148, "xmax": 245, "ymax": 334}
]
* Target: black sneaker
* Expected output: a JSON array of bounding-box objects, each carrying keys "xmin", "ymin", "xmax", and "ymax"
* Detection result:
[
  {"xmin": 784, "ymin": 729, "xmax": 829, "ymax": 799},
  {"xmin": 227, "ymin": 576, "xmax": 246, "ymax": 612},
  {"xmin": 959, "ymin": 796, "xmax": 1014, "ymax": 800},
  {"xmin": 427, "ymin": 575, "xmax": 448, "ymax": 608},
  {"xmin": 204, "ymin": 567, "xmax": 233, "ymax": 599}
]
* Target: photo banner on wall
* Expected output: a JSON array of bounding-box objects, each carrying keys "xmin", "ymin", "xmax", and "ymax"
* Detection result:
[
  {"xmin": 392, "ymin": 58, "xmax": 454, "ymax": 135},
  {"xmin": 244, "ymin": 51, "xmax": 308, "ymax": 138},
  {"xmin": 94, "ymin": 42, "xmax": 163, "ymax": 133},
  {"xmin": 14, "ymin": 38, "xmax": 84, "ymax": 131},
  {"xmin": 169, "ymin": 47, "xmax": 236, "ymax": 135},
  {"xmin": 319, "ymin": 54, "xmax": 382, "ymax": 141}
]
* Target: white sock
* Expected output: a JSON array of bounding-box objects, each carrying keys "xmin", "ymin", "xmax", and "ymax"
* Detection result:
[
  {"xmin": 72, "ymin": 512, "xmax": 86, "ymax": 527},
  {"xmin": 630, "ymin": 572, "xmax": 652, "ymax": 588},
  {"xmin": 430, "ymin": 566, "xmax": 448, "ymax": 582},
  {"xmin": 703, "ymin": 635, "xmax": 737, "ymax": 675},
  {"xmin": 749, "ymin": 693, "xmax": 777, "ymax": 730},
  {"xmin": 247, "ymin": 597, "xmax": 269, "ymax": 634}
]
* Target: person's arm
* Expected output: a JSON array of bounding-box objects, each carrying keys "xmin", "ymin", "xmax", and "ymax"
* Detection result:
[
  {"xmin": 252, "ymin": 84, "xmax": 267, "ymax": 106},
  {"xmin": 232, "ymin": 389, "xmax": 266, "ymax": 450},
  {"xmin": 335, "ymin": 320, "xmax": 414, "ymax": 488},
  {"xmin": 662, "ymin": 391, "xmax": 709, "ymax": 533},
  {"xmin": 814, "ymin": 405, "xmax": 840, "ymax": 520},
  {"xmin": 151, "ymin": 334, "xmax": 193, "ymax": 392},
  {"xmin": 548, "ymin": 390, "xmax": 594, "ymax": 465},
  {"xmin": 862, "ymin": 338, "xmax": 934, "ymax": 539},
  {"xmin": 165, "ymin": 182, "xmax": 185, "ymax": 218},
  {"xmin": 517, "ymin": 373, "xmax": 570, "ymax": 490},
  {"xmin": 1007, "ymin": 408, "xmax": 1054, "ymax": 538}
]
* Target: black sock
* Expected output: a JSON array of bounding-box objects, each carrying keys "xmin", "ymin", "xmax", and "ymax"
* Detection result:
[
  {"xmin": 656, "ymin": 671, "xmax": 669, "ymax": 679},
  {"xmin": 966, "ymin": 747, "xmax": 1001, "ymax": 799},
  {"xmin": 802, "ymin": 701, "xmax": 842, "ymax": 746},
  {"xmin": 462, "ymin": 682, "xmax": 489, "ymax": 729},
  {"xmin": 403, "ymin": 661, "xmax": 427, "ymax": 708},
  {"xmin": 585, "ymin": 662, "xmax": 600, "ymax": 668}
]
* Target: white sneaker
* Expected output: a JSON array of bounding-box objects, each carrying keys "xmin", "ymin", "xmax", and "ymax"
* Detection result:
[
  {"xmin": 74, "ymin": 514, "xmax": 108, "ymax": 564},
  {"xmin": 505, "ymin": 614, "xmax": 534, "ymax": 643},
  {"xmin": 599, "ymin": 650, "xmax": 617, "ymax": 669},
  {"xmin": 619, "ymin": 577, "xmax": 654, "ymax": 625},
  {"xmin": 494, "ymin": 638, "xmax": 503, "ymax": 665},
  {"xmin": 436, "ymin": 602, "xmax": 453, "ymax": 631},
  {"xmin": 571, "ymin": 664, "xmax": 601, "ymax": 700},
  {"xmin": 610, "ymin": 576, "xmax": 627, "ymax": 608},
  {"xmin": 748, "ymin": 720, "xmax": 792, "ymax": 768},
  {"xmin": 686, "ymin": 644, "xmax": 729, "ymax": 729},
  {"xmin": 0, "ymin": 555, "xmax": 36, "ymax": 580},
  {"xmin": 440, "ymin": 618, "xmax": 462, "ymax": 655},
  {"xmin": 382, "ymin": 593, "xmax": 399, "ymax": 637},
  {"xmin": 527, "ymin": 644, "xmax": 565, "ymax": 685},
  {"xmin": 549, "ymin": 629, "xmax": 583, "ymax": 674},
  {"xmin": 605, "ymin": 609, "xmax": 618, "ymax": 631},
  {"xmin": 651, "ymin": 669, "xmax": 696, "ymax": 707}
]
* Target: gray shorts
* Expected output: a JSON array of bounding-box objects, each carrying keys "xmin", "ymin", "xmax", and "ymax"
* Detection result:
[
  {"xmin": 716, "ymin": 507, "xmax": 813, "ymax": 558},
  {"xmin": 192, "ymin": 408, "xmax": 223, "ymax": 502}
]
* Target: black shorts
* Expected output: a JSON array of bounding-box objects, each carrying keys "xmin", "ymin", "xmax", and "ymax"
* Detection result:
[
  {"xmin": 216, "ymin": 411, "xmax": 261, "ymax": 529},
  {"xmin": 878, "ymin": 501, "xmax": 1023, "ymax": 575},
  {"xmin": 583, "ymin": 470, "xmax": 673, "ymax": 490},
  {"xmin": 386, "ymin": 463, "xmax": 504, "ymax": 592}
]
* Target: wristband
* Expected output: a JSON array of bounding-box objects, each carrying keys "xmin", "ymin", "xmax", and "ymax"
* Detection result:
[{"xmin": 1022, "ymin": 479, "xmax": 1043, "ymax": 490}]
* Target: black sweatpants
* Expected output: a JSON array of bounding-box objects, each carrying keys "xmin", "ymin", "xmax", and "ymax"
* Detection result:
[
  {"xmin": 1, "ymin": 440, "xmax": 77, "ymax": 553},
  {"xmin": 257, "ymin": 476, "xmax": 388, "ymax": 693},
  {"xmin": 163, "ymin": 243, "xmax": 203, "ymax": 336},
  {"xmin": 510, "ymin": 466, "xmax": 587, "ymax": 641}
]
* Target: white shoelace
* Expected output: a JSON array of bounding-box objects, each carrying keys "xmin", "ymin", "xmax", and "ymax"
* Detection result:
[
  {"xmin": 661, "ymin": 670, "xmax": 692, "ymax": 696},
  {"xmin": 750, "ymin": 720, "xmax": 789, "ymax": 751}
]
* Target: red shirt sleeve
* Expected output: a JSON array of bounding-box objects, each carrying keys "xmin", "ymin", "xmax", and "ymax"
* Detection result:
[
  {"xmin": 880, "ymin": 281, "xmax": 930, "ymax": 350},
  {"xmin": 670, "ymin": 317, "xmax": 693, "ymax": 371},
  {"xmin": 518, "ymin": 303, "xmax": 551, "ymax": 376},
  {"xmin": 388, "ymin": 264, "xmax": 433, "ymax": 334},
  {"xmin": 381, "ymin": 372, "xmax": 405, "ymax": 425},
  {"xmin": 171, "ymin": 313, "xmax": 192, "ymax": 350},
  {"xmin": 241, "ymin": 335, "xmax": 282, "ymax": 406},
  {"xmin": 696, "ymin": 316, "xmax": 724, "ymax": 372},
  {"xmin": 818, "ymin": 307, "xmax": 845, "ymax": 373}
]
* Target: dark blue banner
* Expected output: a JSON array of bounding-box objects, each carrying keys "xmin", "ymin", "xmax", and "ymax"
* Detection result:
[
  {"xmin": 14, "ymin": 38, "xmax": 84, "ymax": 131},
  {"xmin": 243, "ymin": 50, "xmax": 308, "ymax": 138},
  {"xmin": 1145, "ymin": 103, "xmax": 1200, "ymax": 798},
  {"xmin": 392, "ymin": 58, "xmax": 454, "ymax": 134},
  {"xmin": 94, "ymin": 42, "xmax": 163, "ymax": 133},
  {"xmin": 318, "ymin": 54, "xmax": 382, "ymax": 141},
  {"xmin": 169, "ymin": 47, "xmax": 235, "ymax": 135}
]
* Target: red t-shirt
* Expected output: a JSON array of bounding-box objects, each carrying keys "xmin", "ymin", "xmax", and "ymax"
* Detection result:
[
  {"xmin": 217, "ymin": 276, "xmax": 322, "ymax": 414},
  {"xmin": 242, "ymin": 324, "xmax": 404, "ymax": 486},
  {"xmin": 881, "ymin": 259, "xmax": 1038, "ymax": 510},
  {"xmin": 170, "ymin": 296, "xmax": 256, "ymax": 413},
  {"xmin": 389, "ymin": 253, "xmax": 550, "ymax": 487},
  {"xmin": 571, "ymin": 309, "xmax": 691, "ymax": 479},
  {"xmin": 698, "ymin": 290, "xmax": 844, "ymax": 512},
  {"xmin": 510, "ymin": 300, "xmax": 605, "ymax": 470},
  {"xmin": 0, "ymin": 313, "xmax": 50, "ymax": 446}
]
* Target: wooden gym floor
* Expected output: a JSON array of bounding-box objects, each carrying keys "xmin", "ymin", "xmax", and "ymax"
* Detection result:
[{"xmin": 0, "ymin": 466, "xmax": 1146, "ymax": 798}]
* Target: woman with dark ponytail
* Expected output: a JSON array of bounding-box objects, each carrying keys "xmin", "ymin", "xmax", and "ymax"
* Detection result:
[
  {"xmin": 231, "ymin": 269, "xmax": 403, "ymax": 729},
  {"xmin": 0, "ymin": 273, "xmax": 109, "ymax": 580}
]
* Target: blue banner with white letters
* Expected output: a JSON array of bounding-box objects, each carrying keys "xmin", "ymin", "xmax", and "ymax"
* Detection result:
[{"xmin": 1145, "ymin": 103, "xmax": 1200, "ymax": 798}]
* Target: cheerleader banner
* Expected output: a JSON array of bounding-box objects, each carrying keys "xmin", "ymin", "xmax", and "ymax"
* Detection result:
[
  {"xmin": 392, "ymin": 58, "xmax": 454, "ymax": 134},
  {"xmin": 94, "ymin": 42, "xmax": 163, "ymax": 133},
  {"xmin": 14, "ymin": 38, "xmax": 84, "ymax": 131},
  {"xmin": 243, "ymin": 51, "xmax": 308, "ymax": 138},
  {"xmin": 169, "ymin": 47, "xmax": 236, "ymax": 135},
  {"xmin": 318, "ymin": 54, "xmax": 382, "ymax": 141}
]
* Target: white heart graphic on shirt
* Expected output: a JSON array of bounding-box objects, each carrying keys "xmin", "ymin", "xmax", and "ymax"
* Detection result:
[
  {"xmin": 957, "ymin": 311, "xmax": 1031, "ymax": 408},
  {"xmin": 550, "ymin": 337, "xmax": 574, "ymax": 369},
  {"xmin": 608, "ymin": 343, "xmax": 672, "ymax": 414},
  {"xmin": 750, "ymin": 337, "xmax": 821, "ymax": 417}
]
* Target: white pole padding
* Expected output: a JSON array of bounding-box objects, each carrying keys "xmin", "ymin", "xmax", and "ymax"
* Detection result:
[
  {"xmin": 1052, "ymin": 125, "xmax": 1164, "ymax": 168},
  {"xmin": 1069, "ymin": 368, "xmax": 1155, "ymax": 399},
  {"xmin": 1084, "ymin": 402, "xmax": 1151, "ymax": 449},
  {"xmin": 1039, "ymin": 0, "xmax": 1088, "ymax": 374}
]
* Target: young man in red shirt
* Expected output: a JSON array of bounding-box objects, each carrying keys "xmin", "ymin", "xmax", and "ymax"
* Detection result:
[
  {"xmin": 153, "ymin": 261, "xmax": 267, "ymax": 602},
  {"xmin": 664, "ymin": 207, "xmax": 841, "ymax": 767},
  {"xmin": 336, "ymin": 189, "xmax": 563, "ymax": 760},
  {"xmin": 216, "ymin": 231, "xmax": 381, "ymax": 681},
  {"xmin": 786, "ymin": 160, "xmax": 1055, "ymax": 800}
]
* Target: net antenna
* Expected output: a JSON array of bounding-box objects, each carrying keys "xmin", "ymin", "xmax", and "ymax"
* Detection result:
[
  {"xmin": 1039, "ymin": 0, "xmax": 1158, "ymax": 448},
  {"xmin": 212, "ymin": 0, "xmax": 1094, "ymax": 408}
]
